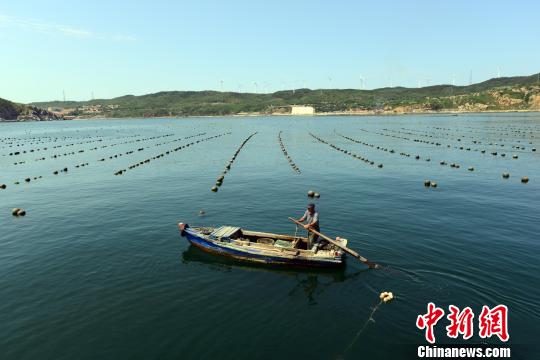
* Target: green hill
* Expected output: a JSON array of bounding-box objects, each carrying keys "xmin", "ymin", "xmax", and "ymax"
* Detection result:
[
  {"xmin": 25, "ymin": 72, "xmax": 540, "ymax": 118},
  {"xmin": 0, "ymin": 97, "xmax": 61, "ymax": 121}
]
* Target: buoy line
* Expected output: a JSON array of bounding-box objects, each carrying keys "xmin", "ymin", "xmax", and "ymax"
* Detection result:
[
  {"xmin": 211, "ymin": 132, "xmax": 257, "ymax": 192},
  {"xmin": 309, "ymin": 133, "xmax": 383, "ymax": 169},
  {"xmin": 278, "ymin": 131, "xmax": 301, "ymax": 174}
]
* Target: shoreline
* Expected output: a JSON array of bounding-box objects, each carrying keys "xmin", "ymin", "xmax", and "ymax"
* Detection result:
[{"xmin": 2, "ymin": 109, "xmax": 539, "ymax": 123}]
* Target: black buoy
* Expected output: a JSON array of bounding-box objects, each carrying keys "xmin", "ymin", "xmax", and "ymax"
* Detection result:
[
  {"xmin": 211, "ymin": 186, "xmax": 218, "ymax": 192},
  {"xmin": 521, "ymin": 176, "xmax": 529, "ymax": 184},
  {"xmin": 12, "ymin": 208, "xmax": 20, "ymax": 216},
  {"xmin": 430, "ymin": 181, "xmax": 437, "ymax": 188},
  {"xmin": 424, "ymin": 180, "xmax": 431, "ymax": 187},
  {"xmin": 1, "ymin": 184, "xmax": 6, "ymax": 189},
  {"xmin": 314, "ymin": 193, "xmax": 320, "ymax": 198},
  {"xmin": 502, "ymin": 172, "xmax": 510, "ymax": 179},
  {"xmin": 307, "ymin": 190, "xmax": 315, "ymax": 197}
]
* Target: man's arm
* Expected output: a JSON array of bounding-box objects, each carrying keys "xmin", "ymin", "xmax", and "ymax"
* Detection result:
[{"xmin": 297, "ymin": 210, "xmax": 307, "ymax": 222}]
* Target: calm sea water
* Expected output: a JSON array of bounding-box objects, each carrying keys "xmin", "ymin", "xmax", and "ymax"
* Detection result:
[{"xmin": 1, "ymin": 114, "xmax": 539, "ymax": 359}]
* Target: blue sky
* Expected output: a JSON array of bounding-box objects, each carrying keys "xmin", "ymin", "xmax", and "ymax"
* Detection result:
[{"xmin": 1, "ymin": 0, "xmax": 539, "ymax": 103}]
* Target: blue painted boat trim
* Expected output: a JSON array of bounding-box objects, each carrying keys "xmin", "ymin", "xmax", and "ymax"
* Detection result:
[{"xmin": 184, "ymin": 228, "xmax": 344, "ymax": 268}]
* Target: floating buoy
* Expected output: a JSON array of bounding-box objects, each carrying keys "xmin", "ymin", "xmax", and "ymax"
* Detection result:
[
  {"xmin": 211, "ymin": 186, "xmax": 218, "ymax": 192},
  {"xmin": 0, "ymin": 184, "xmax": 6, "ymax": 189},
  {"xmin": 378, "ymin": 164, "xmax": 383, "ymax": 168},
  {"xmin": 379, "ymin": 291, "xmax": 394, "ymax": 303},
  {"xmin": 314, "ymin": 193, "xmax": 320, "ymax": 198},
  {"xmin": 468, "ymin": 167, "xmax": 474, "ymax": 171},
  {"xmin": 17, "ymin": 209, "xmax": 26, "ymax": 216},
  {"xmin": 502, "ymin": 172, "xmax": 510, "ymax": 179},
  {"xmin": 307, "ymin": 190, "xmax": 315, "ymax": 197},
  {"xmin": 25, "ymin": 178, "xmax": 31, "ymax": 182},
  {"xmin": 430, "ymin": 181, "xmax": 437, "ymax": 188},
  {"xmin": 424, "ymin": 180, "xmax": 430, "ymax": 187},
  {"xmin": 533, "ymin": 148, "xmax": 537, "ymax": 152},
  {"xmin": 521, "ymin": 177, "xmax": 529, "ymax": 184},
  {"xmin": 12, "ymin": 208, "xmax": 20, "ymax": 216},
  {"xmin": 512, "ymin": 155, "xmax": 518, "ymax": 159},
  {"xmin": 199, "ymin": 210, "xmax": 206, "ymax": 216}
]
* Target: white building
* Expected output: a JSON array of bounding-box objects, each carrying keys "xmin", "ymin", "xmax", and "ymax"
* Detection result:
[{"xmin": 291, "ymin": 105, "xmax": 315, "ymax": 115}]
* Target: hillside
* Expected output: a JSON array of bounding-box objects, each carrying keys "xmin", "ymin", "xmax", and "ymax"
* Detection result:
[
  {"xmin": 26, "ymin": 72, "xmax": 540, "ymax": 118},
  {"xmin": 0, "ymin": 97, "xmax": 62, "ymax": 121}
]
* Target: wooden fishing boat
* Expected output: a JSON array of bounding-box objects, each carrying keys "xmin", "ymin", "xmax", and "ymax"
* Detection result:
[{"xmin": 178, "ymin": 223, "xmax": 348, "ymax": 267}]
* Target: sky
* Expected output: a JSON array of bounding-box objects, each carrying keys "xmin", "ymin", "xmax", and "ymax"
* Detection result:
[{"xmin": 1, "ymin": 0, "xmax": 539, "ymax": 103}]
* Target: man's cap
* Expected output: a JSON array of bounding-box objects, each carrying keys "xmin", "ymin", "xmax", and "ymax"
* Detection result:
[{"xmin": 307, "ymin": 203, "xmax": 315, "ymax": 208}]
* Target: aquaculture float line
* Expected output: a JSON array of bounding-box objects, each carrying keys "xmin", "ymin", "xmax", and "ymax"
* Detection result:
[
  {"xmin": 338, "ymin": 132, "xmax": 471, "ymax": 173},
  {"xmin": 3, "ymin": 135, "xmax": 110, "ymax": 157},
  {"xmin": 11, "ymin": 133, "xmax": 176, "ymax": 166},
  {"xmin": 309, "ymin": 133, "xmax": 383, "ymax": 169},
  {"xmin": 115, "ymin": 132, "xmax": 232, "ymax": 176},
  {"xmin": 278, "ymin": 131, "xmax": 301, "ymax": 174},
  {"xmin": 97, "ymin": 133, "xmax": 206, "ymax": 164},
  {"xmin": 360, "ymin": 129, "xmax": 529, "ymax": 184},
  {"xmin": 211, "ymin": 132, "xmax": 258, "ymax": 192},
  {"xmin": 5, "ymin": 134, "xmax": 209, "ymax": 188}
]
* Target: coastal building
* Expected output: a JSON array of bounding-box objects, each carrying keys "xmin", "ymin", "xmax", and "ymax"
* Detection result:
[{"xmin": 291, "ymin": 105, "xmax": 315, "ymax": 115}]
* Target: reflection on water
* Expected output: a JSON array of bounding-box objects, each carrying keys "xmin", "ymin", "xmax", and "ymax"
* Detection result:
[{"xmin": 181, "ymin": 245, "xmax": 368, "ymax": 304}]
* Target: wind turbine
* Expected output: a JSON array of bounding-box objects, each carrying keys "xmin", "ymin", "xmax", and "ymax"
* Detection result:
[{"xmin": 359, "ymin": 75, "xmax": 365, "ymax": 90}]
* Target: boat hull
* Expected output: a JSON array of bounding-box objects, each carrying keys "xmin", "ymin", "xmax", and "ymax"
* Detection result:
[{"xmin": 184, "ymin": 228, "xmax": 344, "ymax": 268}]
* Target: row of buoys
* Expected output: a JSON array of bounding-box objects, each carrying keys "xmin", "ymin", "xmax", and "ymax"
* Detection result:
[
  {"xmin": 365, "ymin": 129, "xmax": 538, "ymax": 183},
  {"xmin": 11, "ymin": 208, "xmax": 26, "ymax": 216},
  {"xmin": 342, "ymin": 132, "xmax": 476, "ymax": 176},
  {"xmin": 116, "ymin": 132, "xmax": 231, "ymax": 177},
  {"xmin": 212, "ymin": 132, "xmax": 258, "ymax": 192},
  {"xmin": 362, "ymin": 128, "xmax": 534, "ymax": 185},
  {"xmin": 398, "ymin": 127, "xmax": 537, "ymax": 154},
  {"xmin": 337, "ymin": 132, "xmax": 406, "ymax": 162},
  {"xmin": 432, "ymin": 125, "xmax": 539, "ymax": 140},
  {"xmin": 12, "ymin": 133, "xmax": 177, "ymax": 166},
  {"xmin": 307, "ymin": 190, "xmax": 321, "ymax": 198},
  {"xmin": 278, "ymin": 131, "xmax": 301, "ymax": 174},
  {"xmin": 103, "ymin": 133, "xmax": 206, "ymax": 165},
  {"xmin": 4, "ymin": 136, "xmax": 108, "ymax": 157},
  {"xmin": 310, "ymin": 133, "xmax": 383, "ymax": 169},
  {"xmin": 406, "ymin": 125, "xmax": 532, "ymax": 146},
  {"xmin": 53, "ymin": 167, "xmax": 69, "ymax": 175},
  {"xmin": 382, "ymin": 128, "xmax": 522, "ymax": 157},
  {"xmin": 1, "ymin": 134, "xmax": 103, "ymax": 149}
]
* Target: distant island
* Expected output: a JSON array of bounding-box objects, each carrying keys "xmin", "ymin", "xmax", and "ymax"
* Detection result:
[{"xmin": 2, "ymin": 73, "xmax": 539, "ymax": 122}]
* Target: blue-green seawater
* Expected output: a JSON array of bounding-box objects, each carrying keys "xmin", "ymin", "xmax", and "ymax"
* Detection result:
[{"xmin": 1, "ymin": 114, "xmax": 539, "ymax": 359}]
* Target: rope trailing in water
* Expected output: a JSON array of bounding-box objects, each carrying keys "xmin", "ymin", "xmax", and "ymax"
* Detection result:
[{"xmin": 340, "ymin": 292, "xmax": 394, "ymax": 357}]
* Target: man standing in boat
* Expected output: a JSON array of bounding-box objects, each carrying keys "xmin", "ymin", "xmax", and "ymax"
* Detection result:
[{"xmin": 297, "ymin": 203, "xmax": 321, "ymax": 251}]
